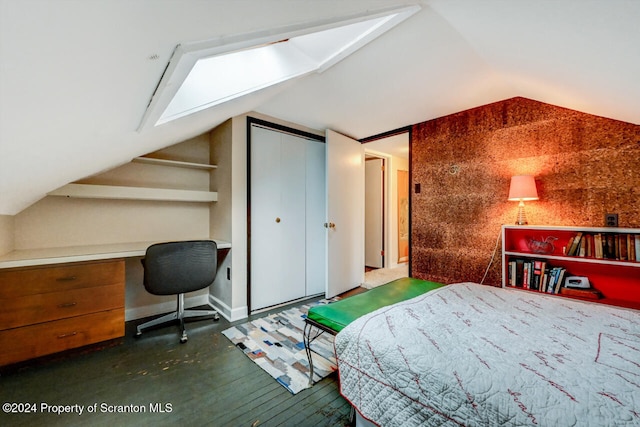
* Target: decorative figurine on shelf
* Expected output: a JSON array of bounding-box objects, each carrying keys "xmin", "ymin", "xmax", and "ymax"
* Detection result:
[{"xmin": 526, "ymin": 236, "xmax": 558, "ymax": 254}]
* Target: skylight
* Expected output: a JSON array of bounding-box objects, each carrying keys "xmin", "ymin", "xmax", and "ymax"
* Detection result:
[
  {"xmin": 139, "ymin": 5, "xmax": 420, "ymax": 129},
  {"xmin": 159, "ymin": 39, "xmax": 318, "ymax": 125}
]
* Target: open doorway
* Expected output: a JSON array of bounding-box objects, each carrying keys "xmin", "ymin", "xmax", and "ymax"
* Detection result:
[
  {"xmin": 365, "ymin": 156, "xmax": 385, "ymax": 269},
  {"xmin": 362, "ymin": 131, "xmax": 409, "ymax": 288}
]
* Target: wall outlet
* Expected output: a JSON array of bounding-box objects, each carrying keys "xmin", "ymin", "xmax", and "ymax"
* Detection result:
[{"xmin": 605, "ymin": 213, "xmax": 618, "ymax": 227}]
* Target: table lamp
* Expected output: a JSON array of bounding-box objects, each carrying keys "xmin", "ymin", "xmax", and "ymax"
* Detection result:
[{"xmin": 508, "ymin": 175, "xmax": 538, "ymax": 225}]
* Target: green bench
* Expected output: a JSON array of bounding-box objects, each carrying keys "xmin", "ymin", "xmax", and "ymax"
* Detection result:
[{"xmin": 303, "ymin": 277, "xmax": 446, "ymax": 385}]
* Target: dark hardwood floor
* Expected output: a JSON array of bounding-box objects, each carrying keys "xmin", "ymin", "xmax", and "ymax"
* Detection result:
[{"xmin": 0, "ymin": 295, "xmax": 362, "ymax": 427}]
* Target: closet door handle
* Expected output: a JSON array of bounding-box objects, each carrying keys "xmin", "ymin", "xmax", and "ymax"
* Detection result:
[
  {"xmin": 275, "ymin": 217, "xmax": 281, "ymax": 223},
  {"xmin": 324, "ymin": 222, "xmax": 335, "ymax": 229}
]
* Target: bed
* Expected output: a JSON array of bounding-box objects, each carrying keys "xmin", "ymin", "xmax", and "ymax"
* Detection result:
[
  {"xmin": 304, "ymin": 278, "xmax": 445, "ymax": 386},
  {"xmin": 334, "ymin": 281, "xmax": 640, "ymax": 426}
]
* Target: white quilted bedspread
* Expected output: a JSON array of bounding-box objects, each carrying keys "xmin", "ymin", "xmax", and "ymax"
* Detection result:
[{"xmin": 335, "ymin": 282, "xmax": 640, "ymax": 426}]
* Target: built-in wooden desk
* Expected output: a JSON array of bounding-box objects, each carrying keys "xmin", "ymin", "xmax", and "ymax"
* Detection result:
[
  {"xmin": 0, "ymin": 240, "xmax": 230, "ymax": 366},
  {"xmin": 0, "ymin": 240, "xmax": 231, "ymax": 269}
]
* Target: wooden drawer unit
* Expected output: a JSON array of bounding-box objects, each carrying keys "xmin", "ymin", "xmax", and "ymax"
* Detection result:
[
  {"xmin": 0, "ymin": 259, "xmax": 125, "ymax": 366},
  {"xmin": 0, "ymin": 260, "xmax": 124, "ymax": 298},
  {"xmin": 0, "ymin": 310, "xmax": 124, "ymax": 366}
]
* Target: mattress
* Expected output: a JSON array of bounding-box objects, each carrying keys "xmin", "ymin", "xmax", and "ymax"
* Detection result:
[{"xmin": 335, "ymin": 282, "xmax": 640, "ymax": 426}]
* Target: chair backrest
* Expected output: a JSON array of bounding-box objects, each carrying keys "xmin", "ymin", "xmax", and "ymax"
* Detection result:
[{"xmin": 143, "ymin": 240, "xmax": 217, "ymax": 295}]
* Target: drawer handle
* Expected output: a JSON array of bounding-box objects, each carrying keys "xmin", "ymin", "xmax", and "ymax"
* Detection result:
[
  {"xmin": 58, "ymin": 302, "xmax": 78, "ymax": 308},
  {"xmin": 56, "ymin": 276, "xmax": 77, "ymax": 282},
  {"xmin": 57, "ymin": 332, "xmax": 77, "ymax": 339}
]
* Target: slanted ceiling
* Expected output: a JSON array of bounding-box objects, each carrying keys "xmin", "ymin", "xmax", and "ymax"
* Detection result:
[{"xmin": 1, "ymin": 0, "xmax": 639, "ymax": 215}]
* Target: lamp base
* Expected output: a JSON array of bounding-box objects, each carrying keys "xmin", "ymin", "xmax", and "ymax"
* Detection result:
[{"xmin": 515, "ymin": 201, "xmax": 528, "ymax": 225}]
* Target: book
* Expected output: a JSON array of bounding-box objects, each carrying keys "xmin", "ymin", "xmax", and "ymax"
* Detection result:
[
  {"xmin": 567, "ymin": 232, "xmax": 583, "ymax": 256},
  {"xmin": 532, "ymin": 260, "xmax": 546, "ymax": 291},
  {"xmin": 553, "ymin": 268, "xmax": 567, "ymax": 294},
  {"xmin": 545, "ymin": 267, "xmax": 567, "ymax": 294},
  {"xmin": 594, "ymin": 233, "xmax": 603, "ymax": 259},
  {"xmin": 508, "ymin": 260, "xmax": 514, "ymax": 286},
  {"xmin": 540, "ymin": 266, "xmax": 551, "ymax": 293},
  {"xmin": 619, "ymin": 234, "xmax": 628, "ymax": 260},
  {"xmin": 546, "ymin": 267, "xmax": 559, "ymax": 293},
  {"xmin": 523, "ymin": 261, "xmax": 530, "ymax": 289},
  {"xmin": 515, "ymin": 259, "xmax": 524, "ymax": 288},
  {"xmin": 583, "ymin": 234, "xmax": 593, "ymax": 257},
  {"xmin": 508, "ymin": 260, "xmax": 520, "ymax": 287},
  {"xmin": 565, "ymin": 236, "xmax": 575, "ymax": 255},
  {"xmin": 605, "ymin": 234, "xmax": 616, "ymax": 259}
]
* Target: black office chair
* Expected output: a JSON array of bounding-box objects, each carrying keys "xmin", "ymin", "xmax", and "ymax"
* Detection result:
[{"xmin": 135, "ymin": 240, "xmax": 220, "ymax": 343}]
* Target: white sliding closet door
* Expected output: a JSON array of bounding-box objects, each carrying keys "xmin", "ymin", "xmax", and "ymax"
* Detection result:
[
  {"xmin": 278, "ymin": 133, "xmax": 307, "ymax": 304},
  {"xmin": 250, "ymin": 124, "xmax": 325, "ymax": 311},
  {"xmin": 250, "ymin": 127, "xmax": 282, "ymax": 311}
]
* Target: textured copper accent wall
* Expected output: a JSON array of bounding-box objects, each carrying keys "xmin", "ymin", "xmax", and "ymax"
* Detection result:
[{"xmin": 411, "ymin": 97, "xmax": 640, "ymax": 286}]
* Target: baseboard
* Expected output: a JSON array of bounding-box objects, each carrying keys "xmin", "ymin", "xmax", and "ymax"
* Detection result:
[
  {"xmin": 250, "ymin": 293, "xmax": 323, "ymax": 315},
  {"xmin": 125, "ymin": 294, "xmax": 211, "ymax": 321},
  {"xmin": 209, "ymin": 294, "xmax": 248, "ymax": 322}
]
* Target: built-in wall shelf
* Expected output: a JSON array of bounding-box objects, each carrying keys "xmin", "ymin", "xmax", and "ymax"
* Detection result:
[
  {"xmin": 48, "ymin": 183, "xmax": 217, "ymax": 203},
  {"xmin": 132, "ymin": 156, "xmax": 217, "ymax": 170},
  {"xmin": 503, "ymin": 251, "xmax": 640, "ymax": 268},
  {"xmin": 502, "ymin": 225, "xmax": 640, "ymax": 310}
]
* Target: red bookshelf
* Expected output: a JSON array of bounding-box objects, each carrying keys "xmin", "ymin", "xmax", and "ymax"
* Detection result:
[{"xmin": 502, "ymin": 225, "xmax": 640, "ymax": 310}]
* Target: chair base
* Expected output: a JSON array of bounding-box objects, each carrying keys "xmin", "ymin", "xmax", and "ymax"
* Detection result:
[{"xmin": 135, "ymin": 293, "xmax": 219, "ymax": 343}]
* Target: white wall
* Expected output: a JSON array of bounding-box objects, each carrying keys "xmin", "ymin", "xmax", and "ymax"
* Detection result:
[
  {"xmin": 14, "ymin": 198, "xmax": 210, "ymax": 250},
  {"xmin": 0, "ymin": 215, "xmax": 14, "ymax": 256},
  {"xmin": 13, "ymin": 135, "xmax": 212, "ymax": 250},
  {"xmin": 208, "ymin": 119, "xmax": 238, "ymax": 320}
]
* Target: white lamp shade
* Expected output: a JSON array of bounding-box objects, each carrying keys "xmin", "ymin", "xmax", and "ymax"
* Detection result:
[{"xmin": 508, "ymin": 175, "xmax": 538, "ymax": 201}]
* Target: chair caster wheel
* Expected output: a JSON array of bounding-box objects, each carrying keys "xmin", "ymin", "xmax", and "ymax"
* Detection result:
[
  {"xmin": 213, "ymin": 313, "xmax": 220, "ymax": 321},
  {"xmin": 180, "ymin": 334, "xmax": 188, "ymax": 344},
  {"xmin": 135, "ymin": 331, "xmax": 142, "ymax": 338}
]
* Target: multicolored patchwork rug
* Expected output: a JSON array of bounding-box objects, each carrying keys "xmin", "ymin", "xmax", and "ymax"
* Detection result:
[{"xmin": 221, "ymin": 300, "xmax": 338, "ymax": 394}]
